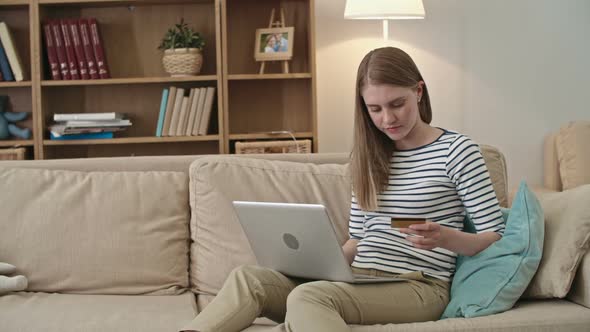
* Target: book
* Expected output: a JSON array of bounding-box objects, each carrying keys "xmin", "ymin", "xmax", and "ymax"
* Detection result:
[
  {"xmin": 88, "ymin": 18, "xmax": 110, "ymax": 79},
  {"xmin": 50, "ymin": 20, "xmax": 70, "ymax": 80},
  {"xmin": 161, "ymin": 86, "xmax": 177, "ymax": 136},
  {"xmin": 167, "ymin": 87, "xmax": 185, "ymax": 136},
  {"xmin": 42, "ymin": 22, "xmax": 61, "ymax": 80},
  {"xmin": 49, "ymin": 124, "xmax": 126, "ymax": 136},
  {"xmin": 78, "ymin": 19, "xmax": 98, "ymax": 79},
  {"xmin": 155, "ymin": 88, "xmax": 169, "ymax": 137},
  {"xmin": 60, "ymin": 119, "xmax": 131, "ymax": 128},
  {"xmin": 53, "ymin": 112, "xmax": 124, "ymax": 121},
  {"xmin": 192, "ymin": 87, "xmax": 207, "ymax": 135},
  {"xmin": 50, "ymin": 131, "xmax": 114, "ymax": 140},
  {"xmin": 60, "ymin": 19, "xmax": 79, "ymax": 80},
  {"xmin": 198, "ymin": 87, "xmax": 216, "ymax": 135},
  {"xmin": 176, "ymin": 88, "xmax": 195, "ymax": 136},
  {"xmin": 68, "ymin": 19, "xmax": 89, "ymax": 80},
  {"xmin": 0, "ymin": 22, "xmax": 23, "ymax": 81},
  {"xmin": 0, "ymin": 39, "xmax": 14, "ymax": 81},
  {"xmin": 185, "ymin": 88, "xmax": 201, "ymax": 136}
]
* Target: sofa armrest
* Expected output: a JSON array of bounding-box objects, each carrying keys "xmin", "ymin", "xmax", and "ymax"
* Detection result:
[
  {"xmin": 507, "ymin": 185, "xmax": 559, "ymax": 207},
  {"xmin": 567, "ymin": 250, "xmax": 590, "ymax": 309}
]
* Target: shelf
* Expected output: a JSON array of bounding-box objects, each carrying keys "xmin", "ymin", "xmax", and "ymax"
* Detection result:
[
  {"xmin": 38, "ymin": 0, "xmax": 209, "ymax": 5},
  {"xmin": 228, "ymin": 73, "xmax": 312, "ymax": 80},
  {"xmin": 0, "ymin": 81, "xmax": 32, "ymax": 88},
  {"xmin": 0, "ymin": 0, "xmax": 29, "ymax": 6},
  {"xmin": 41, "ymin": 75, "xmax": 219, "ymax": 87},
  {"xmin": 44, "ymin": 135, "xmax": 219, "ymax": 146},
  {"xmin": 229, "ymin": 132, "xmax": 313, "ymax": 140},
  {"xmin": 0, "ymin": 140, "xmax": 34, "ymax": 147}
]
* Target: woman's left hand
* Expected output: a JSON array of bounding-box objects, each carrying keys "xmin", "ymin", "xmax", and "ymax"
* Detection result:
[{"xmin": 399, "ymin": 222, "xmax": 448, "ymax": 250}]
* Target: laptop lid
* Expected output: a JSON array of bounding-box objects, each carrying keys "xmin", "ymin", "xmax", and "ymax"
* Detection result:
[{"xmin": 232, "ymin": 201, "xmax": 356, "ymax": 282}]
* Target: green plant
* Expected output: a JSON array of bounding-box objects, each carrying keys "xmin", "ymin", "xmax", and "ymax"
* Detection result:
[{"xmin": 158, "ymin": 18, "xmax": 205, "ymax": 50}]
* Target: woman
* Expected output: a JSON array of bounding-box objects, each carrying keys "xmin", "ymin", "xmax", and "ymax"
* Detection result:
[
  {"xmin": 264, "ymin": 34, "xmax": 277, "ymax": 53},
  {"xmin": 182, "ymin": 47, "xmax": 505, "ymax": 332}
]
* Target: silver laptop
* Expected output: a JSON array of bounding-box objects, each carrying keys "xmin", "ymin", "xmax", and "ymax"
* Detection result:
[{"xmin": 232, "ymin": 201, "xmax": 404, "ymax": 284}]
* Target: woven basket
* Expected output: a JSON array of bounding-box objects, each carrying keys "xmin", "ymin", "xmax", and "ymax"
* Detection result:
[
  {"xmin": 0, "ymin": 147, "xmax": 26, "ymax": 160},
  {"xmin": 235, "ymin": 140, "xmax": 312, "ymax": 154},
  {"xmin": 162, "ymin": 48, "xmax": 203, "ymax": 76}
]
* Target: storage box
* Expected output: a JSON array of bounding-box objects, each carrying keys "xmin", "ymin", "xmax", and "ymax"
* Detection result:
[
  {"xmin": 0, "ymin": 147, "xmax": 26, "ymax": 160},
  {"xmin": 235, "ymin": 139, "xmax": 312, "ymax": 154}
]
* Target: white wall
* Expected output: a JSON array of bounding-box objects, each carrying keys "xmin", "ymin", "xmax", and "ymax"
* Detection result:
[{"xmin": 315, "ymin": 0, "xmax": 590, "ymax": 188}]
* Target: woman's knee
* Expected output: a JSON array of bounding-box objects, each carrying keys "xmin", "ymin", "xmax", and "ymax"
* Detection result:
[{"xmin": 287, "ymin": 281, "xmax": 333, "ymax": 307}]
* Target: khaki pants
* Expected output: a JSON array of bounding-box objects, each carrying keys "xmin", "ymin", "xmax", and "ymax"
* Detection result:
[{"xmin": 181, "ymin": 265, "xmax": 450, "ymax": 332}]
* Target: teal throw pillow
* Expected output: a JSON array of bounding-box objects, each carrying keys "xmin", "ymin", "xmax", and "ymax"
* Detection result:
[{"xmin": 441, "ymin": 181, "xmax": 544, "ymax": 318}]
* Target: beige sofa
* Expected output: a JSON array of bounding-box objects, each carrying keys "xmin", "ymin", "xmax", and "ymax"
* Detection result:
[{"xmin": 0, "ymin": 145, "xmax": 589, "ymax": 332}]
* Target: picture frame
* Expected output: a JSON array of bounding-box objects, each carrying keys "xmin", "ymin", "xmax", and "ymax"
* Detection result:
[{"xmin": 254, "ymin": 27, "xmax": 294, "ymax": 61}]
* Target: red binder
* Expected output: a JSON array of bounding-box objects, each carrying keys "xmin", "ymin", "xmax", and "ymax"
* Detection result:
[
  {"xmin": 42, "ymin": 22, "xmax": 61, "ymax": 80},
  {"xmin": 60, "ymin": 19, "xmax": 79, "ymax": 80},
  {"xmin": 78, "ymin": 18, "xmax": 99, "ymax": 79},
  {"xmin": 50, "ymin": 20, "xmax": 70, "ymax": 80},
  {"xmin": 88, "ymin": 18, "xmax": 110, "ymax": 79},
  {"xmin": 68, "ymin": 19, "xmax": 89, "ymax": 80}
]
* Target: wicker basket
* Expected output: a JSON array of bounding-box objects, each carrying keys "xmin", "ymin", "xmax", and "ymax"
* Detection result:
[
  {"xmin": 0, "ymin": 147, "xmax": 26, "ymax": 161},
  {"xmin": 235, "ymin": 140, "xmax": 312, "ymax": 154},
  {"xmin": 162, "ymin": 48, "xmax": 203, "ymax": 76}
]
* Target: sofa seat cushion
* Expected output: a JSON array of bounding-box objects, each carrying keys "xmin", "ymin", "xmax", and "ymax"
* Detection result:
[
  {"xmin": 239, "ymin": 300, "xmax": 590, "ymax": 332},
  {"xmin": 0, "ymin": 291, "xmax": 197, "ymax": 332},
  {"xmin": 0, "ymin": 168, "xmax": 190, "ymax": 295}
]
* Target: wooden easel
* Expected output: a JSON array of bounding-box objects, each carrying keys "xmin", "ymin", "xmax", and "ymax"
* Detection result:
[{"xmin": 259, "ymin": 8, "xmax": 290, "ymax": 74}]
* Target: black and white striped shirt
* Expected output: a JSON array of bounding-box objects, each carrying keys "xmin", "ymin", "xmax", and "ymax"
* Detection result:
[{"xmin": 349, "ymin": 129, "xmax": 505, "ymax": 281}]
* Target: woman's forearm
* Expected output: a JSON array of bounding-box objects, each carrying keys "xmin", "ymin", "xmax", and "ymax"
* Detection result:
[
  {"xmin": 440, "ymin": 228, "xmax": 501, "ymax": 256},
  {"xmin": 342, "ymin": 238, "xmax": 359, "ymax": 264}
]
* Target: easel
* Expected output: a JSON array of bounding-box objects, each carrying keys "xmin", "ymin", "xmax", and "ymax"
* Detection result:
[{"xmin": 259, "ymin": 8, "xmax": 290, "ymax": 74}]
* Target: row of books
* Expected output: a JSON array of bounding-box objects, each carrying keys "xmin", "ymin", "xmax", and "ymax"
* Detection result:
[
  {"xmin": 49, "ymin": 112, "xmax": 131, "ymax": 140},
  {"xmin": 43, "ymin": 18, "xmax": 110, "ymax": 80},
  {"xmin": 0, "ymin": 22, "xmax": 25, "ymax": 82},
  {"xmin": 156, "ymin": 86, "xmax": 216, "ymax": 137}
]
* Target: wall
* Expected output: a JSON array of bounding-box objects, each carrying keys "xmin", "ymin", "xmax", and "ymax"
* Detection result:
[{"xmin": 315, "ymin": 0, "xmax": 590, "ymax": 188}]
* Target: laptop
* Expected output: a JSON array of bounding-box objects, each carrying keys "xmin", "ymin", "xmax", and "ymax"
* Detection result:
[{"xmin": 232, "ymin": 201, "xmax": 404, "ymax": 284}]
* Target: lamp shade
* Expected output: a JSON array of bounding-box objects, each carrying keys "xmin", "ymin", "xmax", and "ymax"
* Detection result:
[{"xmin": 344, "ymin": 0, "xmax": 425, "ymax": 20}]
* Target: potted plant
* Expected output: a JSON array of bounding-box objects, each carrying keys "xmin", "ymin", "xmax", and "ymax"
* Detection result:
[{"xmin": 158, "ymin": 19, "xmax": 205, "ymax": 76}]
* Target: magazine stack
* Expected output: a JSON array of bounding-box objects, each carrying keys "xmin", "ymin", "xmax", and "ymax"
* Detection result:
[{"xmin": 49, "ymin": 112, "xmax": 131, "ymax": 140}]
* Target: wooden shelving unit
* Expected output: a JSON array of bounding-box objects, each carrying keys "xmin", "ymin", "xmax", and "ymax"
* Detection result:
[{"xmin": 0, "ymin": 0, "xmax": 316, "ymax": 159}]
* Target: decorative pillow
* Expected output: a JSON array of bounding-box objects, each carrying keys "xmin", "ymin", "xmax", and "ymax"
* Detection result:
[
  {"xmin": 556, "ymin": 121, "xmax": 590, "ymax": 190},
  {"xmin": 522, "ymin": 184, "xmax": 590, "ymax": 298},
  {"xmin": 442, "ymin": 181, "xmax": 544, "ymax": 318},
  {"xmin": 189, "ymin": 156, "xmax": 351, "ymax": 296},
  {"xmin": 0, "ymin": 168, "xmax": 190, "ymax": 295}
]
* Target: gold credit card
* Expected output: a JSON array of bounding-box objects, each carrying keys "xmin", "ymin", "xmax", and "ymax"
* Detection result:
[{"xmin": 391, "ymin": 217, "xmax": 427, "ymax": 228}]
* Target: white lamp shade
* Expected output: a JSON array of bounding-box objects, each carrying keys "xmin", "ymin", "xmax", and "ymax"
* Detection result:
[{"xmin": 344, "ymin": 0, "xmax": 425, "ymax": 20}]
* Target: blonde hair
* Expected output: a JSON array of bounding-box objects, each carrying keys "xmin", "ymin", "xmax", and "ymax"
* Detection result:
[{"xmin": 351, "ymin": 47, "xmax": 432, "ymax": 211}]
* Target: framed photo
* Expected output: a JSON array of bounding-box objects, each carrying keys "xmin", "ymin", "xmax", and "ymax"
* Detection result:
[{"xmin": 254, "ymin": 27, "xmax": 294, "ymax": 61}]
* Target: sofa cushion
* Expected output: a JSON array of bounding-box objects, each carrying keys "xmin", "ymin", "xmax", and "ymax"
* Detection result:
[
  {"xmin": 188, "ymin": 156, "xmax": 351, "ymax": 296},
  {"xmin": 442, "ymin": 182, "xmax": 544, "ymax": 318},
  {"xmin": 0, "ymin": 168, "xmax": 189, "ymax": 295},
  {"xmin": 234, "ymin": 300, "xmax": 590, "ymax": 331},
  {"xmin": 556, "ymin": 121, "xmax": 590, "ymax": 190},
  {"xmin": 522, "ymin": 184, "xmax": 590, "ymax": 298},
  {"xmin": 0, "ymin": 292, "xmax": 197, "ymax": 332},
  {"xmin": 480, "ymin": 144, "xmax": 509, "ymax": 207}
]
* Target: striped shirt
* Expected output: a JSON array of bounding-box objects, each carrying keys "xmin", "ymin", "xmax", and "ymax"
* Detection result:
[{"xmin": 349, "ymin": 129, "xmax": 505, "ymax": 281}]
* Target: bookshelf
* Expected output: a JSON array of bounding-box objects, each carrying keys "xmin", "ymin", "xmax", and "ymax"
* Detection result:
[{"xmin": 0, "ymin": 0, "xmax": 317, "ymax": 159}]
